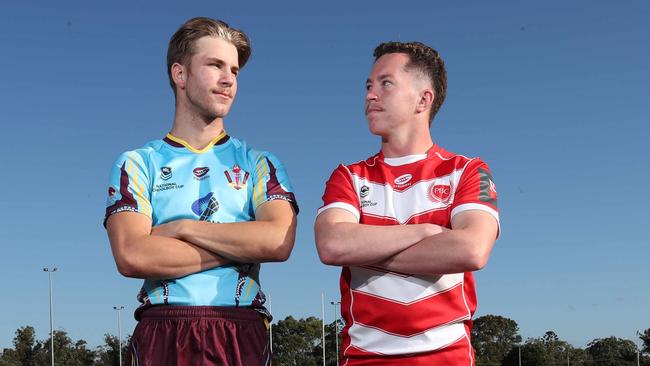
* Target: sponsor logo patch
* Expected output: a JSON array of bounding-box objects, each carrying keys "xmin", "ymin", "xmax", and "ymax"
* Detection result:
[
  {"xmin": 429, "ymin": 184, "xmax": 452, "ymax": 203},
  {"xmin": 394, "ymin": 174, "xmax": 412, "ymax": 186},
  {"xmin": 160, "ymin": 167, "xmax": 172, "ymax": 180},
  {"xmin": 224, "ymin": 164, "xmax": 249, "ymax": 190},
  {"xmin": 191, "ymin": 192, "xmax": 219, "ymax": 221},
  {"xmin": 193, "ymin": 167, "xmax": 210, "ymax": 180},
  {"xmin": 478, "ymin": 168, "xmax": 497, "ymax": 205},
  {"xmin": 360, "ymin": 185, "xmax": 370, "ymax": 198}
]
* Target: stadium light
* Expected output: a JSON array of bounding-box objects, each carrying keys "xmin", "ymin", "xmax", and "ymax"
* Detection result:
[
  {"xmin": 113, "ymin": 306, "xmax": 124, "ymax": 366},
  {"xmin": 43, "ymin": 267, "xmax": 58, "ymax": 366},
  {"xmin": 330, "ymin": 301, "xmax": 341, "ymax": 366}
]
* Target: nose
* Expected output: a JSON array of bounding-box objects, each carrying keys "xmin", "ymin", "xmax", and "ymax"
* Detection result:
[
  {"xmin": 366, "ymin": 88, "xmax": 378, "ymax": 102},
  {"xmin": 220, "ymin": 71, "xmax": 234, "ymax": 87}
]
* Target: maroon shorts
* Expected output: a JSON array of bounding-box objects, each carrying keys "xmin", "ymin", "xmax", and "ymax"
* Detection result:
[{"xmin": 126, "ymin": 306, "xmax": 270, "ymax": 366}]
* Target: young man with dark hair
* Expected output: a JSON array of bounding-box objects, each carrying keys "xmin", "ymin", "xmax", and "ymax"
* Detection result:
[
  {"xmin": 104, "ymin": 17, "xmax": 298, "ymax": 365},
  {"xmin": 315, "ymin": 41, "xmax": 499, "ymax": 365}
]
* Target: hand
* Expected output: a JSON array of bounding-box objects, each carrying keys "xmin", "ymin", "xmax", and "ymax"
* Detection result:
[{"xmin": 151, "ymin": 220, "xmax": 187, "ymax": 239}]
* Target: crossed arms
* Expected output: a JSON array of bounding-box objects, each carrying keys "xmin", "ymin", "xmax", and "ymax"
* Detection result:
[
  {"xmin": 106, "ymin": 200, "xmax": 297, "ymax": 280},
  {"xmin": 314, "ymin": 208, "xmax": 498, "ymax": 275}
]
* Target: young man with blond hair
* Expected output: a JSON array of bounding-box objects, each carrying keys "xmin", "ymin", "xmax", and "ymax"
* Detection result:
[
  {"xmin": 104, "ymin": 17, "xmax": 298, "ymax": 365},
  {"xmin": 315, "ymin": 42, "xmax": 499, "ymax": 365}
]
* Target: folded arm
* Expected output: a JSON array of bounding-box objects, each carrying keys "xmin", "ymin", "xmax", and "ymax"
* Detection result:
[
  {"xmin": 314, "ymin": 208, "xmax": 443, "ymax": 266},
  {"xmin": 152, "ymin": 200, "xmax": 297, "ymax": 263},
  {"xmin": 375, "ymin": 210, "xmax": 499, "ymax": 275},
  {"xmin": 106, "ymin": 212, "xmax": 229, "ymax": 280}
]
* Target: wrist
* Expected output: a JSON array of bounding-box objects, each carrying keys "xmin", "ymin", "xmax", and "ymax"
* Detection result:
[
  {"xmin": 177, "ymin": 220, "xmax": 191, "ymax": 240},
  {"xmin": 424, "ymin": 223, "xmax": 443, "ymax": 237}
]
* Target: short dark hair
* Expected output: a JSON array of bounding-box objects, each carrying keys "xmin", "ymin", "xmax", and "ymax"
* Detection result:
[
  {"xmin": 167, "ymin": 17, "xmax": 251, "ymax": 94},
  {"xmin": 374, "ymin": 42, "xmax": 447, "ymax": 124}
]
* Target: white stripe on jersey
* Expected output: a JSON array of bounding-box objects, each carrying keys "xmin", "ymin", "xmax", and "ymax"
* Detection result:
[
  {"xmin": 350, "ymin": 169, "xmax": 465, "ymax": 224},
  {"xmin": 350, "ymin": 267, "xmax": 463, "ymax": 304},
  {"xmin": 317, "ymin": 202, "xmax": 360, "ymax": 221},
  {"xmin": 348, "ymin": 321, "xmax": 467, "ymax": 355}
]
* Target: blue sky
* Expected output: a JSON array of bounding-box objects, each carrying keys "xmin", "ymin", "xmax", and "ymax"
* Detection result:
[{"xmin": 1, "ymin": 0, "xmax": 649, "ymax": 350}]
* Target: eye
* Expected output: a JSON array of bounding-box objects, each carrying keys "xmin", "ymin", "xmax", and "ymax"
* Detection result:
[
  {"xmin": 365, "ymin": 83, "xmax": 372, "ymax": 91},
  {"xmin": 382, "ymin": 80, "xmax": 392, "ymax": 87}
]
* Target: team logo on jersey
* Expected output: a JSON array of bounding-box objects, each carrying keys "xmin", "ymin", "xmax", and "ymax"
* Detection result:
[
  {"xmin": 160, "ymin": 167, "xmax": 172, "ymax": 180},
  {"xmin": 191, "ymin": 192, "xmax": 219, "ymax": 221},
  {"xmin": 394, "ymin": 174, "xmax": 413, "ymax": 187},
  {"xmin": 193, "ymin": 167, "xmax": 210, "ymax": 180},
  {"xmin": 108, "ymin": 186, "xmax": 116, "ymax": 197},
  {"xmin": 478, "ymin": 168, "xmax": 497, "ymax": 205},
  {"xmin": 224, "ymin": 164, "xmax": 249, "ymax": 190},
  {"xmin": 360, "ymin": 185, "xmax": 370, "ymax": 198},
  {"xmin": 429, "ymin": 183, "xmax": 452, "ymax": 203}
]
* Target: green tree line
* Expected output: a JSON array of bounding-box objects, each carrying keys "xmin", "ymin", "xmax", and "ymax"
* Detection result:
[
  {"xmin": 0, "ymin": 327, "xmax": 128, "ymax": 366},
  {"xmin": 2, "ymin": 316, "xmax": 648, "ymax": 365},
  {"xmin": 472, "ymin": 315, "xmax": 650, "ymax": 365}
]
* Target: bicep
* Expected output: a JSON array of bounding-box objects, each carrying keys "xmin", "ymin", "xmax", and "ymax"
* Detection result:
[
  {"xmin": 450, "ymin": 210, "xmax": 499, "ymax": 246},
  {"xmin": 255, "ymin": 199, "xmax": 297, "ymax": 227},
  {"xmin": 106, "ymin": 211, "xmax": 152, "ymax": 250},
  {"xmin": 314, "ymin": 207, "xmax": 358, "ymax": 239}
]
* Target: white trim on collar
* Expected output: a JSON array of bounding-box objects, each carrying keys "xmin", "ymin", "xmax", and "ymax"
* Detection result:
[{"xmin": 383, "ymin": 154, "xmax": 427, "ymax": 166}]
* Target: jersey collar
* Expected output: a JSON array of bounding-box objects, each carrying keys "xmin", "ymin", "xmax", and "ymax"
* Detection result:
[
  {"xmin": 377, "ymin": 144, "xmax": 441, "ymax": 166},
  {"xmin": 163, "ymin": 131, "xmax": 230, "ymax": 153}
]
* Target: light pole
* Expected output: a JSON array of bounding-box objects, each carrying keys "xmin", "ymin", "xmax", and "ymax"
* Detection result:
[
  {"xmin": 113, "ymin": 306, "xmax": 124, "ymax": 366},
  {"xmin": 268, "ymin": 294, "xmax": 273, "ymax": 353},
  {"xmin": 330, "ymin": 301, "xmax": 341, "ymax": 366},
  {"xmin": 636, "ymin": 330, "xmax": 642, "ymax": 366},
  {"xmin": 43, "ymin": 267, "xmax": 58, "ymax": 366},
  {"xmin": 321, "ymin": 292, "xmax": 325, "ymax": 366}
]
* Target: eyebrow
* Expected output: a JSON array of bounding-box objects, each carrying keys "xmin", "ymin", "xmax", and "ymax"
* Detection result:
[
  {"xmin": 206, "ymin": 57, "xmax": 240, "ymax": 72},
  {"xmin": 366, "ymin": 74, "xmax": 394, "ymax": 84}
]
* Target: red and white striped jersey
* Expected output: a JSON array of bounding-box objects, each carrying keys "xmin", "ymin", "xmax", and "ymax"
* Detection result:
[{"xmin": 318, "ymin": 144, "xmax": 499, "ymax": 364}]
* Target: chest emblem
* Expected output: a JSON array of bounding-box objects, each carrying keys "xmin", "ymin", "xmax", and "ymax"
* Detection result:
[
  {"xmin": 160, "ymin": 167, "xmax": 172, "ymax": 180},
  {"xmin": 429, "ymin": 183, "xmax": 452, "ymax": 203},
  {"xmin": 224, "ymin": 164, "xmax": 250, "ymax": 190}
]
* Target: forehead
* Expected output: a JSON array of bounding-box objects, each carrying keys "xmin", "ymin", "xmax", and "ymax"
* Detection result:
[
  {"xmin": 192, "ymin": 36, "xmax": 239, "ymax": 66},
  {"xmin": 369, "ymin": 53, "xmax": 411, "ymax": 79}
]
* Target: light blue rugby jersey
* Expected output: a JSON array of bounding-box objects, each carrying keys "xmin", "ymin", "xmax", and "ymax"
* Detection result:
[{"xmin": 104, "ymin": 131, "xmax": 298, "ymax": 312}]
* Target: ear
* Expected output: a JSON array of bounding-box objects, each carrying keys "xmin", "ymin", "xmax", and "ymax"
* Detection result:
[
  {"xmin": 171, "ymin": 62, "xmax": 186, "ymax": 91},
  {"xmin": 416, "ymin": 89, "xmax": 434, "ymax": 114}
]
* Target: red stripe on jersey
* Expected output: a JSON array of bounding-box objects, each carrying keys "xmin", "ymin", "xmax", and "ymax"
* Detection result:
[{"xmin": 350, "ymin": 285, "xmax": 470, "ymax": 337}]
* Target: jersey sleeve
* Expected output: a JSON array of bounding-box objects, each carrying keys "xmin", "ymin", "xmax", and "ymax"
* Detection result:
[
  {"xmin": 317, "ymin": 164, "xmax": 361, "ymax": 221},
  {"xmin": 103, "ymin": 151, "xmax": 153, "ymax": 227},
  {"xmin": 251, "ymin": 152, "xmax": 299, "ymax": 214},
  {"xmin": 451, "ymin": 158, "xmax": 499, "ymax": 231}
]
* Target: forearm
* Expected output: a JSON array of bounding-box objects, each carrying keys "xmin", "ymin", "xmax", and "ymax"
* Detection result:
[
  {"xmin": 177, "ymin": 219, "xmax": 296, "ymax": 263},
  {"xmin": 315, "ymin": 221, "xmax": 443, "ymax": 266},
  {"xmin": 374, "ymin": 228, "xmax": 493, "ymax": 275},
  {"xmin": 112, "ymin": 234, "xmax": 229, "ymax": 280}
]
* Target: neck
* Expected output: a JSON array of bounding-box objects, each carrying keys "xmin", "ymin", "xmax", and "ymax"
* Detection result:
[
  {"xmin": 380, "ymin": 122, "xmax": 433, "ymax": 158},
  {"xmin": 171, "ymin": 104, "xmax": 226, "ymax": 150}
]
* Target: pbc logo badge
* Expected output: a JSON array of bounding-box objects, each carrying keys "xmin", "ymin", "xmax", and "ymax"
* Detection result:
[
  {"xmin": 160, "ymin": 167, "xmax": 172, "ymax": 180},
  {"xmin": 429, "ymin": 184, "xmax": 451, "ymax": 203},
  {"xmin": 224, "ymin": 164, "xmax": 249, "ymax": 190},
  {"xmin": 360, "ymin": 185, "xmax": 370, "ymax": 198},
  {"xmin": 193, "ymin": 167, "xmax": 210, "ymax": 180}
]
